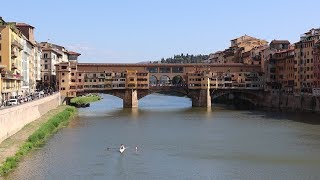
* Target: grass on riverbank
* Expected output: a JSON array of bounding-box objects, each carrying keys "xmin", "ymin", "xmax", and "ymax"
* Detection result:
[
  {"xmin": 0, "ymin": 106, "xmax": 77, "ymax": 176},
  {"xmin": 70, "ymin": 94, "xmax": 101, "ymax": 106}
]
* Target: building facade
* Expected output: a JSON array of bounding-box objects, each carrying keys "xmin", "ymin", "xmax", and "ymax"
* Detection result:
[
  {"xmin": 0, "ymin": 18, "xmax": 24, "ymax": 101},
  {"xmin": 313, "ymin": 40, "xmax": 320, "ymax": 96},
  {"xmin": 294, "ymin": 28, "xmax": 320, "ymax": 94},
  {"xmin": 39, "ymin": 42, "xmax": 80, "ymax": 90}
]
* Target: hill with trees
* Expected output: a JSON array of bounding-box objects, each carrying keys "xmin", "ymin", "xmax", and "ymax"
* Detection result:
[{"xmin": 153, "ymin": 53, "xmax": 209, "ymax": 64}]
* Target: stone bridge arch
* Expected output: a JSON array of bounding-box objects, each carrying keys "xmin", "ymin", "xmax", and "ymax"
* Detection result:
[
  {"xmin": 211, "ymin": 89, "xmax": 264, "ymax": 106},
  {"xmin": 172, "ymin": 75, "xmax": 185, "ymax": 85},
  {"xmin": 159, "ymin": 75, "xmax": 171, "ymax": 85},
  {"xmin": 138, "ymin": 86, "xmax": 189, "ymax": 100},
  {"xmin": 149, "ymin": 75, "xmax": 158, "ymax": 85}
]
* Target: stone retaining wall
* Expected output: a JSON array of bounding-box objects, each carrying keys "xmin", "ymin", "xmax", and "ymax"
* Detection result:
[
  {"xmin": 259, "ymin": 92, "xmax": 320, "ymax": 113},
  {"xmin": 0, "ymin": 93, "xmax": 61, "ymax": 144}
]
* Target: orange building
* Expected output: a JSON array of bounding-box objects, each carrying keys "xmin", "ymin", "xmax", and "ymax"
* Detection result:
[
  {"xmin": 273, "ymin": 48, "xmax": 295, "ymax": 93},
  {"xmin": 313, "ymin": 40, "xmax": 320, "ymax": 95},
  {"xmin": 294, "ymin": 28, "xmax": 320, "ymax": 94}
]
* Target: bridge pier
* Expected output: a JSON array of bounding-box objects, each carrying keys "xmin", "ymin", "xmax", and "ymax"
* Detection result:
[
  {"xmin": 60, "ymin": 95, "xmax": 71, "ymax": 105},
  {"xmin": 123, "ymin": 89, "xmax": 138, "ymax": 108},
  {"xmin": 191, "ymin": 89, "xmax": 211, "ymax": 108}
]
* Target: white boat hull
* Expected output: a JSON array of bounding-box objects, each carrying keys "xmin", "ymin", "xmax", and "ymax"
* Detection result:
[{"xmin": 119, "ymin": 147, "xmax": 126, "ymax": 153}]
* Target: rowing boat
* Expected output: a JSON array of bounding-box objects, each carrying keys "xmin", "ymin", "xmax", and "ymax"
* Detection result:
[{"xmin": 119, "ymin": 146, "xmax": 126, "ymax": 153}]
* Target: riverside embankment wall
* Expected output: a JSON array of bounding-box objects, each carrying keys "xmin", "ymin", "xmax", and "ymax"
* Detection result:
[
  {"xmin": 260, "ymin": 93, "xmax": 320, "ymax": 113},
  {"xmin": 0, "ymin": 93, "xmax": 61, "ymax": 144}
]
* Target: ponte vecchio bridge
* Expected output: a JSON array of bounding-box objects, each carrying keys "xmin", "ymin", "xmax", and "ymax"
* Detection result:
[{"xmin": 56, "ymin": 62, "xmax": 265, "ymax": 108}]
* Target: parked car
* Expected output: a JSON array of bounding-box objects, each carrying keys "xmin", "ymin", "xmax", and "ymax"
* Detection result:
[{"xmin": 8, "ymin": 99, "xmax": 19, "ymax": 106}]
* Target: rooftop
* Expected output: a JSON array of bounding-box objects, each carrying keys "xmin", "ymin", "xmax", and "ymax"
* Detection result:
[
  {"xmin": 67, "ymin": 51, "xmax": 81, "ymax": 56},
  {"xmin": 16, "ymin": 23, "xmax": 34, "ymax": 28},
  {"xmin": 270, "ymin": 40, "xmax": 290, "ymax": 44}
]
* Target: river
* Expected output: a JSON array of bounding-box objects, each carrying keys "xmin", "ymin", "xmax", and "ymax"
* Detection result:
[{"xmin": 5, "ymin": 94, "xmax": 320, "ymax": 180}]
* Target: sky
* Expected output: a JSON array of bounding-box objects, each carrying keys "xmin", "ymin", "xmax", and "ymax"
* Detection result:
[{"xmin": 1, "ymin": 0, "xmax": 320, "ymax": 63}]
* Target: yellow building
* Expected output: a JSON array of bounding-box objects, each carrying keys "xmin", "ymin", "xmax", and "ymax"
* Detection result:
[{"xmin": 0, "ymin": 18, "xmax": 24, "ymax": 101}]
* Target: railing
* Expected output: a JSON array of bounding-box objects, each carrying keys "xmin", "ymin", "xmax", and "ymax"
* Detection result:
[{"xmin": 1, "ymin": 73, "xmax": 23, "ymax": 80}]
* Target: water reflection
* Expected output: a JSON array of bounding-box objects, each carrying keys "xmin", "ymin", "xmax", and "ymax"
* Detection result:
[{"xmin": 6, "ymin": 94, "xmax": 320, "ymax": 180}]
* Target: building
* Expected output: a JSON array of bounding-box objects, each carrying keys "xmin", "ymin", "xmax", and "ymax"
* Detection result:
[
  {"xmin": 270, "ymin": 40, "xmax": 290, "ymax": 50},
  {"xmin": 56, "ymin": 62, "xmax": 150, "ymax": 98},
  {"xmin": 16, "ymin": 23, "xmax": 37, "ymax": 94},
  {"xmin": 294, "ymin": 28, "xmax": 320, "ymax": 94},
  {"xmin": 39, "ymin": 42, "xmax": 79, "ymax": 90},
  {"xmin": 230, "ymin": 35, "xmax": 268, "ymax": 53},
  {"xmin": 209, "ymin": 35, "xmax": 268, "ymax": 64},
  {"xmin": 0, "ymin": 17, "xmax": 24, "ymax": 101},
  {"xmin": 262, "ymin": 40, "xmax": 292, "ymax": 92},
  {"xmin": 34, "ymin": 44, "xmax": 42, "ymax": 90},
  {"xmin": 313, "ymin": 40, "xmax": 320, "ymax": 96},
  {"xmin": 273, "ymin": 48, "xmax": 295, "ymax": 93}
]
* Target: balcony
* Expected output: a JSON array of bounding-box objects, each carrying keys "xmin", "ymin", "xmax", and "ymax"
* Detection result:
[
  {"xmin": 11, "ymin": 49, "xmax": 18, "ymax": 58},
  {"xmin": 1, "ymin": 70, "xmax": 23, "ymax": 80},
  {"xmin": 11, "ymin": 39, "xmax": 23, "ymax": 50}
]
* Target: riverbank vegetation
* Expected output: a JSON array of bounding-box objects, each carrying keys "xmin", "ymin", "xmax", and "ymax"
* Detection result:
[
  {"xmin": 0, "ymin": 106, "xmax": 77, "ymax": 176},
  {"xmin": 70, "ymin": 94, "xmax": 101, "ymax": 107}
]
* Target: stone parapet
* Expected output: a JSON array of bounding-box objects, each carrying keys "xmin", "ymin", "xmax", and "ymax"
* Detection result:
[{"xmin": 0, "ymin": 93, "xmax": 61, "ymax": 143}]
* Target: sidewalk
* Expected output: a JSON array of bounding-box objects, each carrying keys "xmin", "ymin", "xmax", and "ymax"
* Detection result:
[{"xmin": 0, "ymin": 106, "xmax": 66, "ymax": 165}]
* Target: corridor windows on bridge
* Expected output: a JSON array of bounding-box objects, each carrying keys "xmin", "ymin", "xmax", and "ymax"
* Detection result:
[
  {"xmin": 147, "ymin": 67, "xmax": 158, "ymax": 73},
  {"xmin": 172, "ymin": 67, "xmax": 183, "ymax": 73},
  {"xmin": 159, "ymin": 67, "xmax": 170, "ymax": 73}
]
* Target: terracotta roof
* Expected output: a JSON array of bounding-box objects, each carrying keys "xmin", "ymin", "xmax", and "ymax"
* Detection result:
[
  {"xmin": 16, "ymin": 23, "xmax": 34, "ymax": 28},
  {"xmin": 76, "ymin": 63, "xmax": 261, "ymax": 68},
  {"xmin": 270, "ymin": 40, "xmax": 290, "ymax": 44},
  {"xmin": 41, "ymin": 48, "xmax": 63, "ymax": 56},
  {"xmin": 67, "ymin": 51, "xmax": 81, "ymax": 56}
]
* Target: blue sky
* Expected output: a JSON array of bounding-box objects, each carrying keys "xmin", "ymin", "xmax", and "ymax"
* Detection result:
[{"xmin": 1, "ymin": 0, "xmax": 319, "ymax": 63}]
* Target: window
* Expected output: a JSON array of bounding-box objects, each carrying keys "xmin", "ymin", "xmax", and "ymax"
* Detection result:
[
  {"xmin": 43, "ymin": 53, "xmax": 48, "ymax": 58},
  {"xmin": 62, "ymin": 79, "xmax": 65, "ymax": 82},
  {"xmin": 44, "ymin": 75, "xmax": 48, "ymax": 81},
  {"xmin": 0, "ymin": 56, "xmax": 1, "ymax": 63},
  {"xmin": 79, "ymin": 79, "xmax": 82, "ymax": 82},
  {"xmin": 61, "ymin": 87, "xmax": 65, "ymax": 90},
  {"xmin": 62, "ymin": 73, "xmax": 65, "ymax": 76},
  {"xmin": 71, "ymin": 73, "xmax": 74, "ymax": 76},
  {"xmin": 79, "ymin": 73, "xmax": 81, "ymax": 76},
  {"xmin": 44, "ymin": 64, "xmax": 48, "ymax": 69}
]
